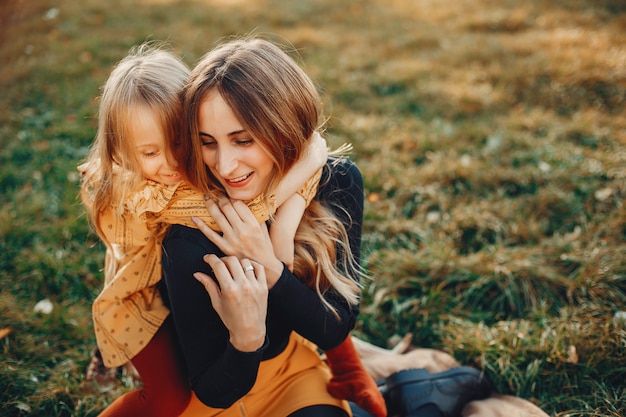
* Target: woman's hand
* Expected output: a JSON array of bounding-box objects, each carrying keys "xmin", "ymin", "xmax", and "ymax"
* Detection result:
[
  {"xmin": 192, "ymin": 198, "xmax": 284, "ymax": 287},
  {"xmin": 193, "ymin": 254, "xmax": 268, "ymax": 352}
]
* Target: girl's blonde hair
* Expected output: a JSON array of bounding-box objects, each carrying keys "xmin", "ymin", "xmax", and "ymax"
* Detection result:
[
  {"xmin": 180, "ymin": 37, "xmax": 362, "ymax": 314},
  {"xmin": 80, "ymin": 43, "xmax": 189, "ymax": 239}
]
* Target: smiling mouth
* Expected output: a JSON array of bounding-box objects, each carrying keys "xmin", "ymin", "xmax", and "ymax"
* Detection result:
[
  {"xmin": 226, "ymin": 172, "xmax": 252, "ymax": 184},
  {"xmin": 163, "ymin": 172, "xmax": 182, "ymax": 179}
]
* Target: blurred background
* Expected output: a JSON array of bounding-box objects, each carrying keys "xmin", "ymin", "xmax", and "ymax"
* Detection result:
[{"xmin": 1, "ymin": 0, "xmax": 625, "ymax": 415}]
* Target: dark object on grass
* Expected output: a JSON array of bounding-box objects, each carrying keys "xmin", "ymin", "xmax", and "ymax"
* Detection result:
[{"xmin": 379, "ymin": 366, "xmax": 493, "ymax": 417}]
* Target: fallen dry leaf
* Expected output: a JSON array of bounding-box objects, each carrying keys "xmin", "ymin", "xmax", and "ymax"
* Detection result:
[
  {"xmin": 567, "ymin": 345, "xmax": 579, "ymax": 364},
  {"xmin": 0, "ymin": 328, "xmax": 14, "ymax": 340}
]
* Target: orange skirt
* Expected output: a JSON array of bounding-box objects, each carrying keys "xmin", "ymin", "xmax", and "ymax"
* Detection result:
[{"xmin": 180, "ymin": 332, "xmax": 351, "ymax": 417}]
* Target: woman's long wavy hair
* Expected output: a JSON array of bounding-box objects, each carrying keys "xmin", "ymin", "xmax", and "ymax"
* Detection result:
[
  {"xmin": 79, "ymin": 43, "xmax": 189, "ymax": 239},
  {"xmin": 180, "ymin": 37, "xmax": 362, "ymax": 315}
]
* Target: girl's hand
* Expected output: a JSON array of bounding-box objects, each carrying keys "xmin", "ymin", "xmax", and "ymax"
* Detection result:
[
  {"xmin": 306, "ymin": 131, "xmax": 328, "ymax": 170},
  {"xmin": 272, "ymin": 131, "xmax": 326, "ymax": 206},
  {"xmin": 193, "ymin": 255, "xmax": 267, "ymax": 352},
  {"xmin": 192, "ymin": 198, "xmax": 284, "ymax": 287}
]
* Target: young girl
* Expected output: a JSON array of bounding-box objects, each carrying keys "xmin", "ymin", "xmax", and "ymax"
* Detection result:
[
  {"xmin": 162, "ymin": 37, "xmax": 386, "ymax": 417},
  {"xmin": 79, "ymin": 43, "xmax": 327, "ymax": 416}
]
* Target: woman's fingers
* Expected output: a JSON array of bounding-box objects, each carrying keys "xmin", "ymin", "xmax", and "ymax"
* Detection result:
[
  {"xmin": 192, "ymin": 216, "xmax": 223, "ymax": 241},
  {"xmin": 193, "ymin": 271, "xmax": 220, "ymax": 301},
  {"xmin": 198, "ymin": 254, "xmax": 268, "ymax": 352},
  {"xmin": 202, "ymin": 197, "xmax": 275, "ymax": 263},
  {"xmin": 229, "ymin": 199, "xmax": 261, "ymax": 224},
  {"xmin": 203, "ymin": 254, "xmax": 233, "ymax": 290},
  {"xmin": 211, "ymin": 197, "xmax": 261, "ymax": 231},
  {"xmin": 242, "ymin": 261, "xmax": 255, "ymax": 276},
  {"xmin": 202, "ymin": 254, "xmax": 265, "ymax": 286},
  {"xmin": 247, "ymin": 260, "xmax": 267, "ymax": 286},
  {"xmin": 217, "ymin": 198, "xmax": 246, "ymax": 223},
  {"xmin": 192, "ymin": 216, "xmax": 234, "ymax": 257},
  {"xmin": 204, "ymin": 198, "xmax": 236, "ymax": 233}
]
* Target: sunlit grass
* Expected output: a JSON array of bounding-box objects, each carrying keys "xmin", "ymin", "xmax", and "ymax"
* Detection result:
[{"xmin": 1, "ymin": 0, "xmax": 625, "ymax": 415}]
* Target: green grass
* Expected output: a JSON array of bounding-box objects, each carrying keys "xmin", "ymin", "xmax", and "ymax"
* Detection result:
[{"xmin": 1, "ymin": 0, "xmax": 625, "ymax": 415}]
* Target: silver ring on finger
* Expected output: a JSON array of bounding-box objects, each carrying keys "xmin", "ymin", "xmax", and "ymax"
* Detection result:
[{"xmin": 243, "ymin": 264, "xmax": 254, "ymax": 273}]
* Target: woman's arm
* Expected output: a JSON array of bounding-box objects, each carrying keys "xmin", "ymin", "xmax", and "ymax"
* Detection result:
[
  {"xmin": 195, "ymin": 159, "xmax": 364, "ymax": 349},
  {"xmin": 188, "ymin": 134, "xmax": 326, "ymax": 274},
  {"xmin": 193, "ymin": 198, "xmax": 286, "ymax": 285},
  {"xmin": 162, "ymin": 159, "xmax": 364, "ymax": 405},
  {"xmin": 194, "ymin": 254, "xmax": 268, "ymax": 352},
  {"xmin": 162, "ymin": 231, "xmax": 267, "ymax": 408}
]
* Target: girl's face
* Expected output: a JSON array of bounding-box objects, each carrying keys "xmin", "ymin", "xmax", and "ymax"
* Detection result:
[
  {"xmin": 197, "ymin": 91, "xmax": 274, "ymax": 201},
  {"xmin": 128, "ymin": 106, "xmax": 183, "ymax": 185},
  {"xmin": 128, "ymin": 105, "xmax": 182, "ymax": 185}
]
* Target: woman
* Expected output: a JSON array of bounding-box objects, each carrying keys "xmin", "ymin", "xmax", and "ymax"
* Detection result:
[
  {"xmin": 161, "ymin": 37, "xmax": 368, "ymax": 417},
  {"xmin": 79, "ymin": 41, "xmax": 328, "ymax": 417}
]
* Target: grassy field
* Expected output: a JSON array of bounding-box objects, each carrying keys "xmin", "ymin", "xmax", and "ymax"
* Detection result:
[{"xmin": 1, "ymin": 0, "xmax": 625, "ymax": 416}]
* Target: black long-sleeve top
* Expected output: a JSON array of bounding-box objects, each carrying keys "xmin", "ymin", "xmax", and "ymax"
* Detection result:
[{"xmin": 161, "ymin": 159, "xmax": 364, "ymax": 408}]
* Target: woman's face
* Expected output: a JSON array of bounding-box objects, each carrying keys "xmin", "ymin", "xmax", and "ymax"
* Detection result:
[{"xmin": 197, "ymin": 91, "xmax": 274, "ymax": 201}]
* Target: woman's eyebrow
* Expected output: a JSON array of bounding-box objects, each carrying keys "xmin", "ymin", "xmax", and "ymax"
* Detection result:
[{"xmin": 199, "ymin": 130, "xmax": 247, "ymax": 138}]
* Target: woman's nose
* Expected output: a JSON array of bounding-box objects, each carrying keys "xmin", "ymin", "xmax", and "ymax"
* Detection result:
[{"xmin": 216, "ymin": 147, "xmax": 238, "ymax": 177}]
